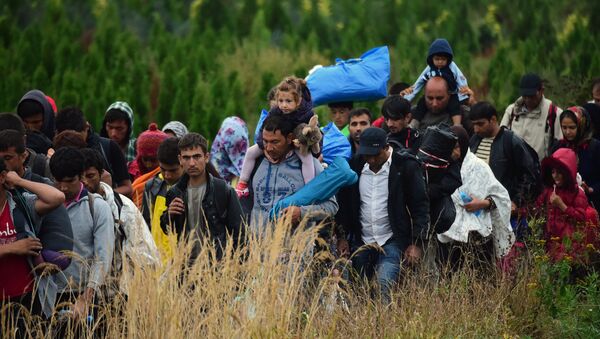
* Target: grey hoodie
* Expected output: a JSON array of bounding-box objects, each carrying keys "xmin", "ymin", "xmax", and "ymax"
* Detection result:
[
  {"xmin": 55, "ymin": 190, "xmax": 115, "ymax": 294},
  {"xmin": 250, "ymin": 152, "xmax": 338, "ymax": 233}
]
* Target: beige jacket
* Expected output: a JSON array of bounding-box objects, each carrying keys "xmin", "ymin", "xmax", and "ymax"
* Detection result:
[{"xmin": 501, "ymin": 96, "xmax": 563, "ymax": 160}]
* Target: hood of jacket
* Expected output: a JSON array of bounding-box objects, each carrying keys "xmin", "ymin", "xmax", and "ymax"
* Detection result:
[
  {"xmin": 17, "ymin": 89, "xmax": 56, "ymax": 140},
  {"xmin": 100, "ymin": 101, "xmax": 134, "ymax": 141},
  {"xmin": 427, "ymin": 39, "xmax": 454, "ymax": 69},
  {"xmin": 541, "ymin": 147, "xmax": 578, "ymax": 190}
]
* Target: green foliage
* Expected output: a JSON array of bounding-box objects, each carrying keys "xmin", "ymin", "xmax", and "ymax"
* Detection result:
[{"xmin": 0, "ymin": 0, "xmax": 598, "ymax": 140}]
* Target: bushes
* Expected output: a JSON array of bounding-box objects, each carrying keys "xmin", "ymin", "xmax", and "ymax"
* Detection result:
[{"xmin": 0, "ymin": 0, "xmax": 598, "ymax": 140}]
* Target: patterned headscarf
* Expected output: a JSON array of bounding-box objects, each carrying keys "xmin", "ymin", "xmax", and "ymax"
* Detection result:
[
  {"xmin": 560, "ymin": 106, "xmax": 592, "ymax": 147},
  {"xmin": 210, "ymin": 117, "xmax": 249, "ymax": 185}
]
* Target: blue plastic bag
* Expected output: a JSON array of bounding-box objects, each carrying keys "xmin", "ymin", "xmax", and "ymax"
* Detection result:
[
  {"xmin": 253, "ymin": 109, "xmax": 269, "ymax": 144},
  {"xmin": 269, "ymin": 156, "xmax": 358, "ymax": 219},
  {"xmin": 306, "ymin": 46, "xmax": 390, "ymax": 106},
  {"xmin": 321, "ymin": 122, "xmax": 351, "ymax": 165}
]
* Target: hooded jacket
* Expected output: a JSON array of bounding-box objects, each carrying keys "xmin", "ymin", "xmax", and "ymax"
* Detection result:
[
  {"xmin": 249, "ymin": 152, "xmax": 338, "ymax": 234},
  {"xmin": 100, "ymin": 101, "xmax": 136, "ymax": 163},
  {"xmin": 404, "ymin": 39, "xmax": 469, "ymax": 102},
  {"xmin": 551, "ymin": 106, "xmax": 600, "ymax": 209},
  {"xmin": 17, "ymin": 90, "xmax": 56, "ymax": 141},
  {"xmin": 536, "ymin": 148, "xmax": 596, "ymax": 263}
]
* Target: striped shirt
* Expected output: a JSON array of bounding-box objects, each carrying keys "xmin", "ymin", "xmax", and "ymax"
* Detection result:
[{"xmin": 475, "ymin": 137, "xmax": 494, "ymax": 164}]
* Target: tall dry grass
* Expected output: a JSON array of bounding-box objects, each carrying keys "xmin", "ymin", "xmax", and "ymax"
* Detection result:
[{"xmin": 2, "ymin": 215, "xmax": 552, "ymax": 338}]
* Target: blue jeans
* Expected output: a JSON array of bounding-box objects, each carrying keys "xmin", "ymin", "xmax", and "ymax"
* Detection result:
[{"xmin": 352, "ymin": 238, "xmax": 403, "ymax": 303}]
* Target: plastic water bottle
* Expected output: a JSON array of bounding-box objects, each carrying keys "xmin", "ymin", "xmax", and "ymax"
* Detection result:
[{"xmin": 460, "ymin": 191, "xmax": 482, "ymax": 216}]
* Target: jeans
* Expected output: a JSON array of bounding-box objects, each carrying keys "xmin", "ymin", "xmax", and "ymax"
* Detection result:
[{"xmin": 352, "ymin": 238, "xmax": 403, "ymax": 304}]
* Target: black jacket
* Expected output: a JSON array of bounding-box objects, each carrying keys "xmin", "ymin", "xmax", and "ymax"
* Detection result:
[
  {"xmin": 336, "ymin": 150, "xmax": 430, "ymax": 251},
  {"xmin": 387, "ymin": 128, "xmax": 421, "ymax": 154},
  {"xmin": 160, "ymin": 172, "xmax": 243, "ymax": 260},
  {"xmin": 470, "ymin": 127, "xmax": 537, "ymax": 206}
]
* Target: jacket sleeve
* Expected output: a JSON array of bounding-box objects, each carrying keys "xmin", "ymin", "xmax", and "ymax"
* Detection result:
[
  {"xmin": 511, "ymin": 135, "xmax": 538, "ymax": 205},
  {"xmin": 450, "ymin": 62, "xmax": 469, "ymax": 101},
  {"xmin": 160, "ymin": 187, "xmax": 183, "ymax": 236},
  {"xmin": 299, "ymin": 159, "xmax": 339, "ymax": 220},
  {"xmin": 89, "ymin": 198, "xmax": 115, "ymax": 291},
  {"xmin": 225, "ymin": 186, "xmax": 245, "ymax": 248},
  {"xmin": 404, "ymin": 66, "xmax": 430, "ymax": 102},
  {"xmin": 404, "ymin": 159, "xmax": 430, "ymax": 241}
]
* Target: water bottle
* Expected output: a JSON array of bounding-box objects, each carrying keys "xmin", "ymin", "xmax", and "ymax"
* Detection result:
[{"xmin": 460, "ymin": 191, "xmax": 481, "ymax": 216}]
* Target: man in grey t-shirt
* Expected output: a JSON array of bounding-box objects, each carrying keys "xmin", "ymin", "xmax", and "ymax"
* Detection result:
[{"xmin": 161, "ymin": 133, "xmax": 243, "ymax": 261}]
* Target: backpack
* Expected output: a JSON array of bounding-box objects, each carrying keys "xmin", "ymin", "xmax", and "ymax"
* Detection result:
[
  {"xmin": 87, "ymin": 192, "xmax": 127, "ymax": 283},
  {"xmin": 502, "ymin": 129, "xmax": 543, "ymax": 200}
]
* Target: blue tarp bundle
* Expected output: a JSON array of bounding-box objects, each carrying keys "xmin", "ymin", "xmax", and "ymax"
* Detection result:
[
  {"xmin": 269, "ymin": 156, "xmax": 358, "ymax": 220},
  {"xmin": 306, "ymin": 46, "xmax": 390, "ymax": 106}
]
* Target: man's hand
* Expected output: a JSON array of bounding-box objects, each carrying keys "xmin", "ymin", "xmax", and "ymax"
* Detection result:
[
  {"xmin": 5, "ymin": 238, "xmax": 42, "ymax": 257},
  {"xmin": 549, "ymin": 192, "xmax": 567, "ymax": 211},
  {"xmin": 282, "ymin": 206, "xmax": 301, "ymax": 225},
  {"xmin": 404, "ymin": 244, "xmax": 422, "ymax": 265},
  {"xmin": 3, "ymin": 171, "xmax": 23, "ymax": 189},
  {"xmin": 336, "ymin": 238, "xmax": 350, "ymax": 258},
  {"xmin": 168, "ymin": 197, "xmax": 185, "ymax": 216},
  {"xmin": 464, "ymin": 195, "xmax": 489, "ymax": 212}
]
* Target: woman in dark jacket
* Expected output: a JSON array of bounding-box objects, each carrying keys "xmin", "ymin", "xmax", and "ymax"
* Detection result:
[{"xmin": 552, "ymin": 106, "xmax": 600, "ymax": 209}]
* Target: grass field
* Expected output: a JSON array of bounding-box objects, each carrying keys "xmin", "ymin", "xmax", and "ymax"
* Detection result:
[{"xmin": 2, "ymin": 215, "xmax": 600, "ymax": 338}]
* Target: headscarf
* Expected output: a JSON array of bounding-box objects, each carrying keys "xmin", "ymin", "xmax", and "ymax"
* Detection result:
[
  {"xmin": 162, "ymin": 121, "xmax": 189, "ymax": 138},
  {"xmin": 210, "ymin": 117, "xmax": 249, "ymax": 185},
  {"xmin": 558, "ymin": 106, "xmax": 592, "ymax": 148}
]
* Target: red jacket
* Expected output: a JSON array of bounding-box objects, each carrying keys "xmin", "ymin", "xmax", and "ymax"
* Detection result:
[{"xmin": 537, "ymin": 148, "xmax": 598, "ymax": 262}]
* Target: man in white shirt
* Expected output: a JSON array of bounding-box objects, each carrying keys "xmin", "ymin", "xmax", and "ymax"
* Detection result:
[{"xmin": 336, "ymin": 127, "xmax": 429, "ymax": 303}]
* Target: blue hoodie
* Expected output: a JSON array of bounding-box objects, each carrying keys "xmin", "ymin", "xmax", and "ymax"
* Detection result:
[{"xmin": 404, "ymin": 39, "xmax": 469, "ymax": 102}]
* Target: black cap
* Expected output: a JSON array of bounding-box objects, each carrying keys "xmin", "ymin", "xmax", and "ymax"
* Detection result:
[
  {"xmin": 519, "ymin": 73, "xmax": 542, "ymax": 96},
  {"xmin": 357, "ymin": 127, "xmax": 387, "ymax": 156}
]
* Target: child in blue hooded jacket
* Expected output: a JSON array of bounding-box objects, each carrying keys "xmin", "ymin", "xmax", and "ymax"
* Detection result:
[{"xmin": 402, "ymin": 39, "xmax": 470, "ymax": 126}]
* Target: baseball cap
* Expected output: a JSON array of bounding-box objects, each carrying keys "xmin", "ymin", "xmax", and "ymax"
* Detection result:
[
  {"xmin": 519, "ymin": 73, "xmax": 542, "ymax": 96},
  {"xmin": 357, "ymin": 127, "xmax": 387, "ymax": 156}
]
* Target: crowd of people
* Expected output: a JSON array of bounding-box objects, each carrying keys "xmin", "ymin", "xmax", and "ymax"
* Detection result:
[{"xmin": 2, "ymin": 38, "xmax": 600, "ymax": 332}]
